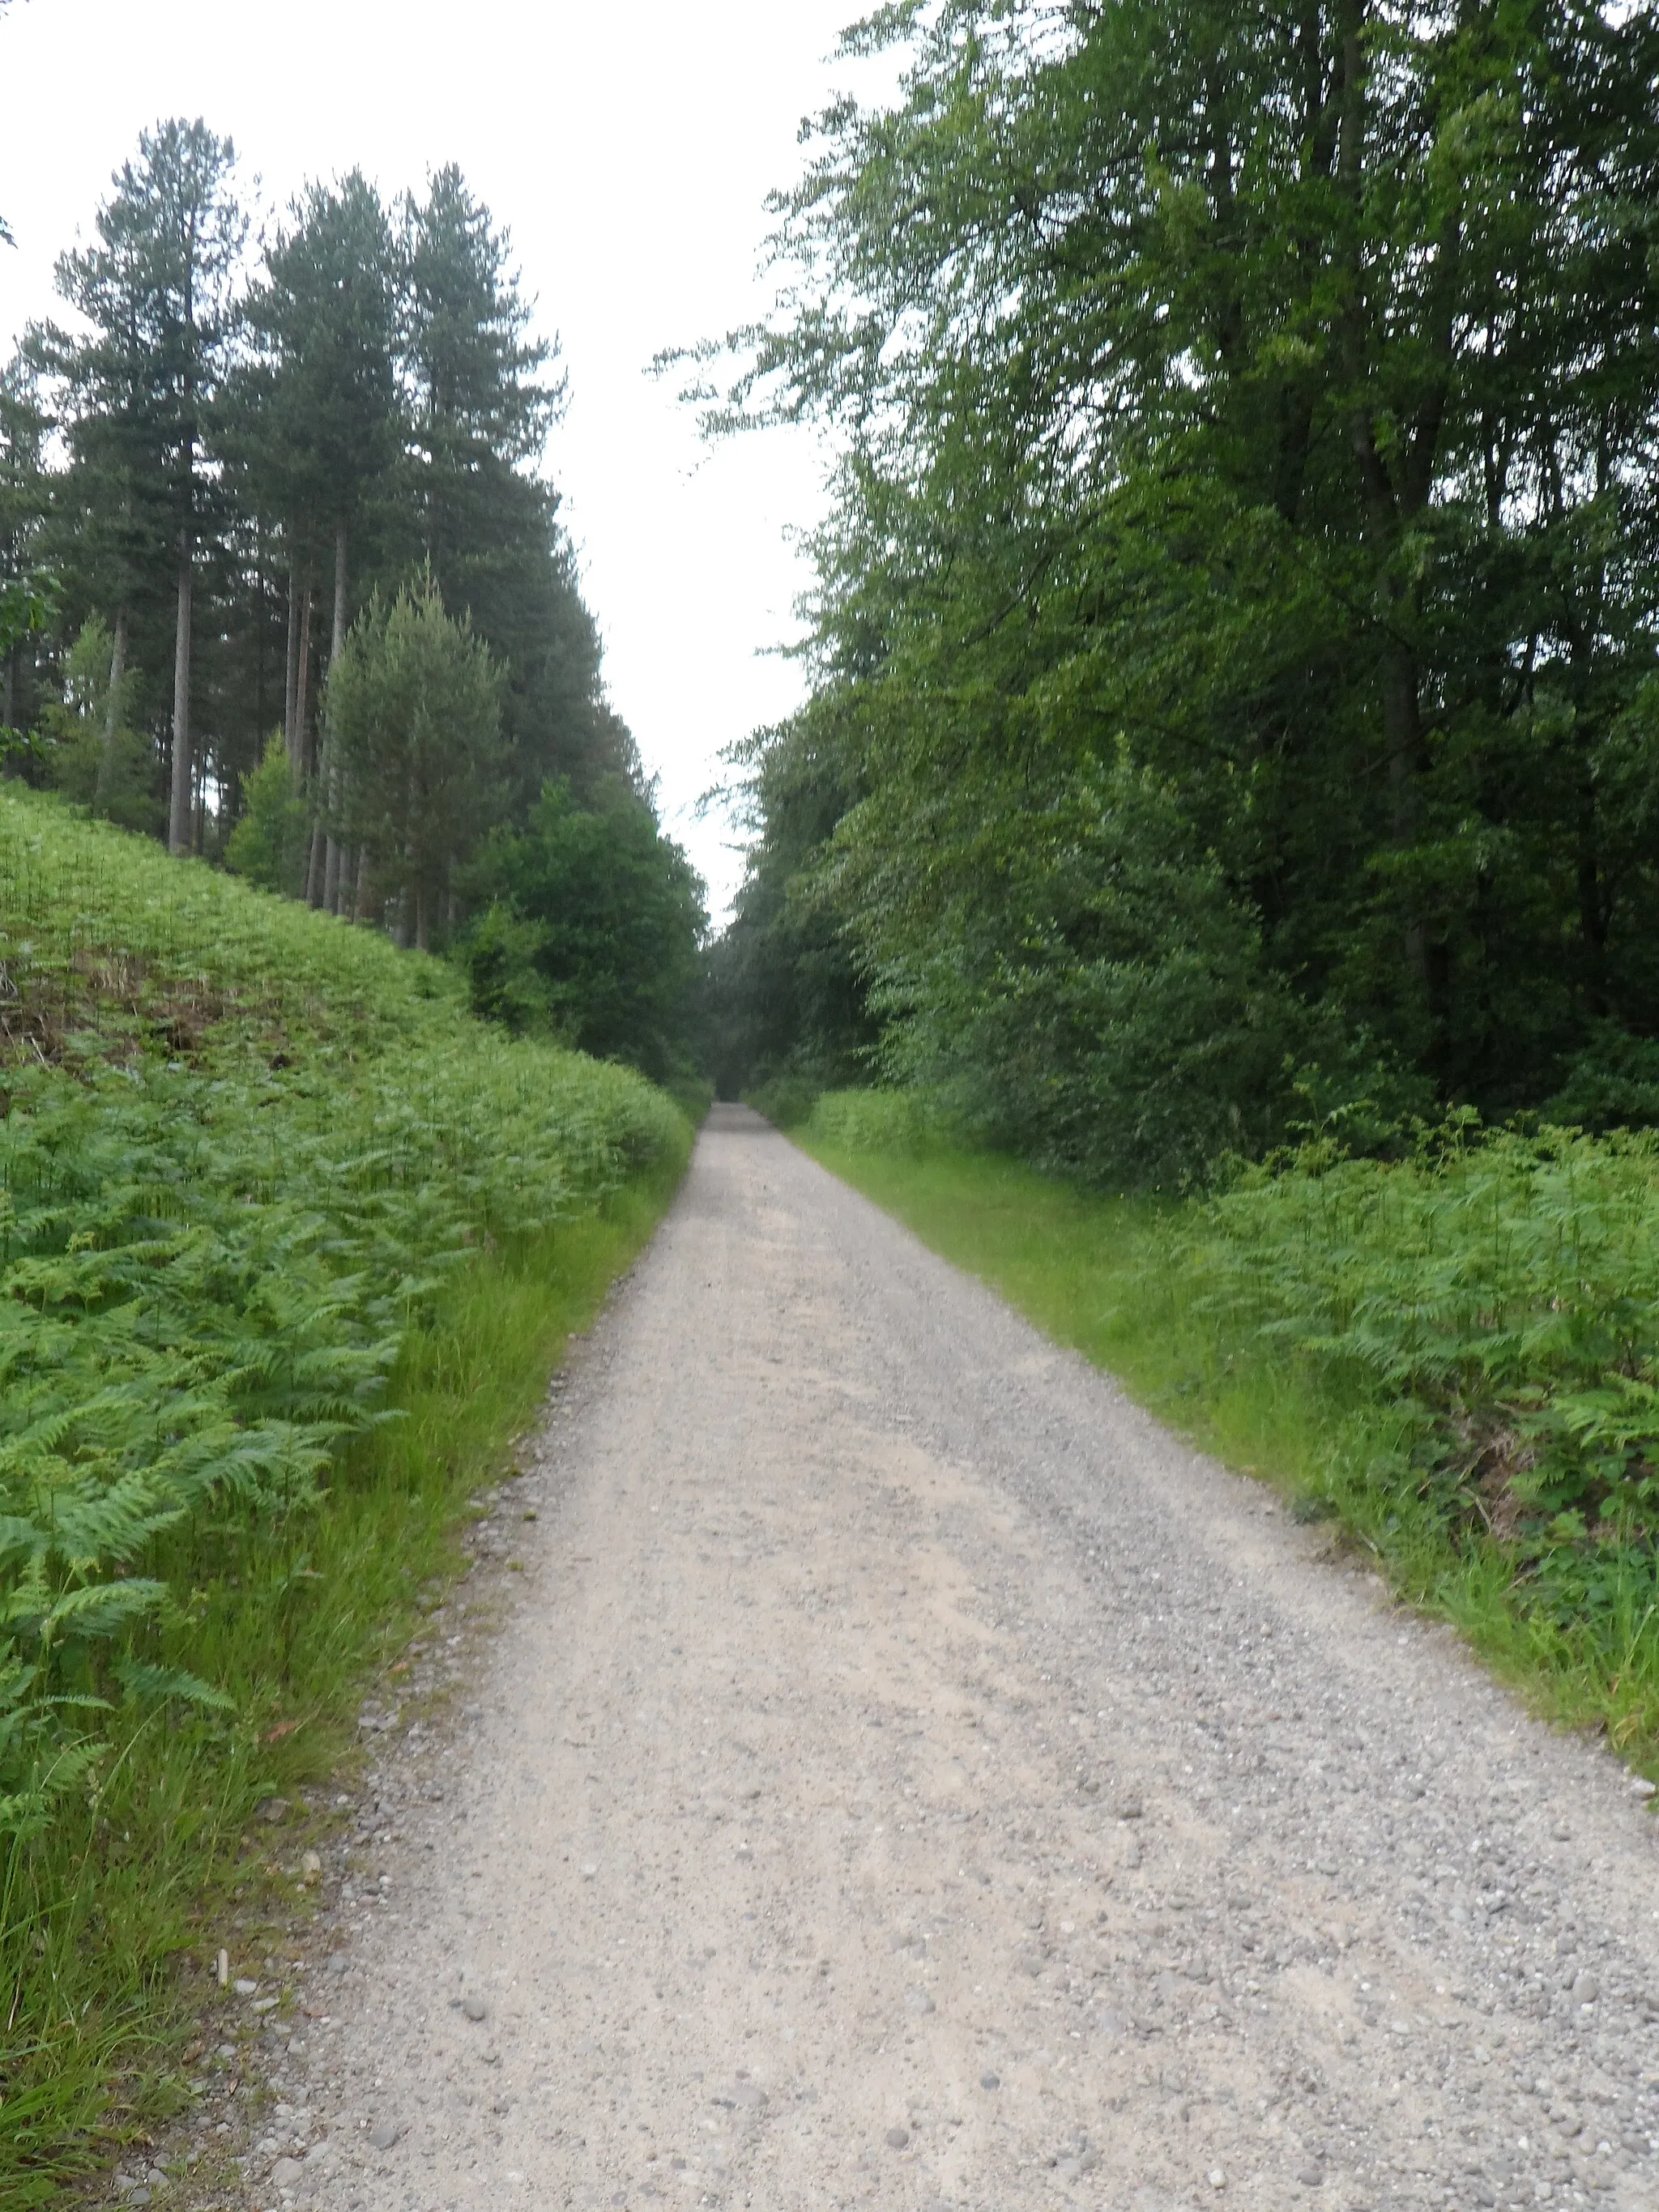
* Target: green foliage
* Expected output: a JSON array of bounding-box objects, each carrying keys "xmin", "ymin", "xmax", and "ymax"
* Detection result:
[
  {"xmin": 1205, "ymin": 1128, "xmax": 1659, "ymax": 1587},
  {"xmin": 468, "ymin": 778, "xmax": 707, "ymax": 1081},
  {"xmin": 800, "ymin": 1093, "xmax": 1659, "ymax": 1759},
  {"xmin": 0, "ymin": 784, "xmax": 689, "ymax": 2192},
  {"xmin": 455, "ymin": 899, "xmax": 557, "ymax": 1037},
  {"xmin": 328, "ymin": 577, "xmax": 505, "ymax": 948},
  {"xmin": 235, "ymin": 171, "xmax": 402, "ymax": 543},
  {"xmin": 0, "ymin": 784, "xmax": 682, "ymax": 1843},
  {"xmin": 6, "ymin": 130, "xmax": 644, "ymax": 898},
  {"xmin": 38, "ymin": 615, "xmax": 153, "ymax": 831},
  {"xmin": 704, "ymin": 712, "xmax": 876, "ymax": 1101},
  {"xmin": 795, "ymin": 1085, "xmax": 953, "ymax": 1155},
  {"xmin": 224, "ymin": 731, "xmax": 310, "ymax": 893},
  {"xmin": 710, "ymin": 0, "xmax": 1659, "ymax": 1178}
]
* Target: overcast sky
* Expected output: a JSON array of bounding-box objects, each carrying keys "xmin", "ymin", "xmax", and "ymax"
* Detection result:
[{"xmin": 0, "ymin": 0, "xmax": 876, "ymax": 918}]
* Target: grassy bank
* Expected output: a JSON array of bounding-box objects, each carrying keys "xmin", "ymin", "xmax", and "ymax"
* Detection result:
[
  {"xmin": 791, "ymin": 1089, "xmax": 1659, "ymax": 1775},
  {"xmin": 0, "ymin": 790, "xmax": 693, "ymax": 2199}
]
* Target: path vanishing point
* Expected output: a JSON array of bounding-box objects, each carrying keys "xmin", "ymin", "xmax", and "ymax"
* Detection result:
[{"xmin": 228, "ymin": 1106, "xmax": 1659, "ymax": 2212}]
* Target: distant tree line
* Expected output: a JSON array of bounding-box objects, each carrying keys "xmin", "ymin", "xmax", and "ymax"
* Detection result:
[
  {"xmin": 0, "ymin": 117, "xmax": 705, "ymax": 1080},
  {"xmin": 705, "ymin": 1, "xmax": 1659, "ymax": 1176}
]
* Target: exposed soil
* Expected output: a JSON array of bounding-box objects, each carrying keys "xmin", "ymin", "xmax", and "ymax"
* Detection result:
[{"xmin": 203, "ymin": 1106, "xmax": 1659, "ymax": 2212}]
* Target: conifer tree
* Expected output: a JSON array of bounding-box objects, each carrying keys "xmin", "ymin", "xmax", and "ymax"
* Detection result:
[
  {"xmin": 327, "ymin": 577, "xmax": 504, "ymax": 949},
  {"xmin": 49, "ymin": 120, "xmax": 245, "ymax": 855},
  {"xmin": 236, "ymin": 173, "xmax": 403, "ymax": 905}
]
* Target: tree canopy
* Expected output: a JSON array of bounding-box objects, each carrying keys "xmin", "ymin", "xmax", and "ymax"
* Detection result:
[
  {"xmin": 2, "ymin": 124, "xmax": 654, "ymax": 934},
  {"xmin": 710, "ymin": 0, "xmax": 1659, "ymax": 1178}
]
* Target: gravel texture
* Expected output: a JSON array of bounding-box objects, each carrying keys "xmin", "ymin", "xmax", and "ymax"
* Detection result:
[{"xmin": 203, "ymin": 1106, "xmax": 1659, "ymax": 2211}]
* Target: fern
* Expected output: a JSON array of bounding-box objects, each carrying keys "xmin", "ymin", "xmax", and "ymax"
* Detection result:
[{"xmin": 0, "ymin": 786, "xmax": 684, "ymax": 1839}]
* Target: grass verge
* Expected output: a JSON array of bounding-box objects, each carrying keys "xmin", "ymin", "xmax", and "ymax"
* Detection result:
[
  {"xmin": 0, "ymin": 1127, "xmax": 689, "ymax": 2204},
  {"xmin": 791, "ymin": 1107, "xmax": 1659, "ymax": 1776}
]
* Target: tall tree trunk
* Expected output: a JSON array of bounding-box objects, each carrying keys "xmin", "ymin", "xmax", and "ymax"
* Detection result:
[
  {"xmin": 415, "ymin": 880, "xmax": 429, "ymax": 954},
  {"xmin": 2, "ymin": 650, "xmax": 14, "ymax": 735},
  {"xmin": 284, "ymin": 564, "xmax": 301, "ymax": 771},
  {"xmin": 323, "ymin": 520, "xmax": 349, "ymax": 913},
  {"xmin": 168, "ymin": 534, "xmax": 194, "ymax": 856},
  {"xmin": 295, "ymin": 579, "xmax": 314, "ymax": 775},
  {"xmin": 94, "ymin": 603, "xmax": 128, "ymax": 816},
  {"xmin": 353, "ymin": 846, "xmax": 371, "ymax": 924},
  {"xmin": 305, "ymin": 817, "xmax": 326, "ymax": 906}
]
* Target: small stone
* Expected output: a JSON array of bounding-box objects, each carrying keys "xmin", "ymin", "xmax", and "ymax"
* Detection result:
[
  {"xmin": 1209, "ymin": 2170, "xmax": 1226, "ymax": 2190},
  {"xmin": 300, "ymin": 1851, "xmax": 322, "ymax": 1885},
  {"xmin": 905, "ymin": 1987, "xmax": 936, "ymax": 2014},
  {"xmin": 1630, "ymin": 1775, "xmax": 1657, "ymax": 1798},
  {"xmin": 463, "ymin": 1996, "xmax": 489, "ymax": 2022},
  {"xmin": 1118, "ymin": 1799, "xmax": 1144, "ymax": 1821},
  {"xmin": 885, "ymin": 2125, "xmax": 911, "ymax": 2149},
  {"xmin": 1299, "ymin": 2164, "xmax": 1324, "ymax": 2186},
  {"xmin": 980, "ymin": 2072, "xmax": 1000, "ymax": 2091},
  {"xmin": 581, "ymin": 1864, "xmax": 598, "ymax": 1879},
  {"xmin": 325, "ymin": 1953, "xmax": 348, "ymax": 1977},
  {"xmin": 258, "ymin": 1797, "xmax": 291, "ymax": 1825},
  {"xmin": 369, "ymin": 2122, "xmax": 400, "ymax": 2150},
  {"xmin": 1572, "ymin": 1971, "xmax": 1601, "ymax": 2004},
  {"xmin": 234, "ymin": 1978, "xmax": 259, "ymax": 1997},
  {"xmin": 271, "ymin": 2156, "xmax": 305, "ymax": 2189}
]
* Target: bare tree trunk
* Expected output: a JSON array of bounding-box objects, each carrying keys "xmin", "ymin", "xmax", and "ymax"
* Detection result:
[
  {"xmin": 353, "ymin": 846, "xmax": 371, "ymax": 923},
  {"xmin": 94, "ymin": 604, "xmax": 128, "ymax": 816},
  {"xmin": 295, "ymin": 579, "xmax": 314, "ymax": 775},
  {"xmin": 305, "ymin": 819, "xmax": 326, "ymax": 906},
  {"xmin": 284, "ymin": 564, "xmax": 301, "ymax": 770},
  {"xmin": 168, "ymin": 535, "xmax": 194, "ymax": 855},
  {"xmin": 296, "ymin": 578, "xmax": 331, "ymax": 906},
  {"xmin": 2, "ymin": 651, "xmax": 14, "ymax": 734},
  {"xmin": 323, "ymin": 520, "xmax": 349, "ymax": 913},
  {"xmin": 415, "ymin": 881, "xmax": 429, "ymax": 953}
]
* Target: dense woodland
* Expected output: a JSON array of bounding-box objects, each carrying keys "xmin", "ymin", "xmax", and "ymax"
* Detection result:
[
  {"xmin": 0, "ymin": 120, "xmax": 704, "ymax": 1080},
  {"xmin": 709, "ymin": 0, "xmax": 1659, "ymax": 1182}
]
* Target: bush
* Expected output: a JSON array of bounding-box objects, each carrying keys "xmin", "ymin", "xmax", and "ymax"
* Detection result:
[
  {"xmin": 470, "ymin": 778, "xmax": 707, "ymax": 1081},
  {"xmin": 1203, "ymin": 1123, "xmax": 1659, "ymax": 1602},
  {"xmin": 803, "ymin": 1087, "xmax": 956, "ymax": 1156},
  {"xmin": 224, "ymin": 732, "xmax": 310, "ymax": 894}
]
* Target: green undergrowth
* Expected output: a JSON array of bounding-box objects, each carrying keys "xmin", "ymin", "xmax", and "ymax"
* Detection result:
[
  {"xmin": 0, "ymin": 788, "xmax": 693, "ymax": 2197},
  {"xmin": 792, "ymin": 1088, "xmax": 1659, "ymax": 1779}
]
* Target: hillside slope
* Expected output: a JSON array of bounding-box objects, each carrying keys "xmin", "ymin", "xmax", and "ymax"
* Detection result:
[{"xmin": 0, "ymin": 789, "xmax": 690, "ymax": 2199}]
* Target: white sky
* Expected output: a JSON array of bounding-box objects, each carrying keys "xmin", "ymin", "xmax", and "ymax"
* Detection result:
[{"xmin": 0, "ymin": 0, "xmax": 877, "ymax": 920}]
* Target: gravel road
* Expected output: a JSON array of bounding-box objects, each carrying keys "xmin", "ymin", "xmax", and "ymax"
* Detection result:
[{"xmin": 232, "ymin": 1106, "xmax": 1659, "ymax": 2212}]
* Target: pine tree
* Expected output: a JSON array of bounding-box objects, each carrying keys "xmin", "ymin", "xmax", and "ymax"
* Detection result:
[
  {"xmin": 0, "ymin": 354, "xmax": 51, "ymax": 744},
  {"xmin": 236, "ymin": 173, "xmax": 404, "ymax": 906},
  {"xmin": 327, "ymin": 578, "xmax": 504, "ymax": 949},
  {"xmin": 49, "ymin": 120, "xmax": 245, "ymax": 855}
]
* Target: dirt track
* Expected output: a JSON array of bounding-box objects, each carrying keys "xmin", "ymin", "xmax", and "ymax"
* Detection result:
[{"xmin": 232, "ymin": 1105, "xmax": 1659, "ymax": 2212}]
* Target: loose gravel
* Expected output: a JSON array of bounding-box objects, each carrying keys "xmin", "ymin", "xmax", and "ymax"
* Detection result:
[{"xmin": 187, "ymin": 1106, "xmax": 1659, "ymax": 2212}]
